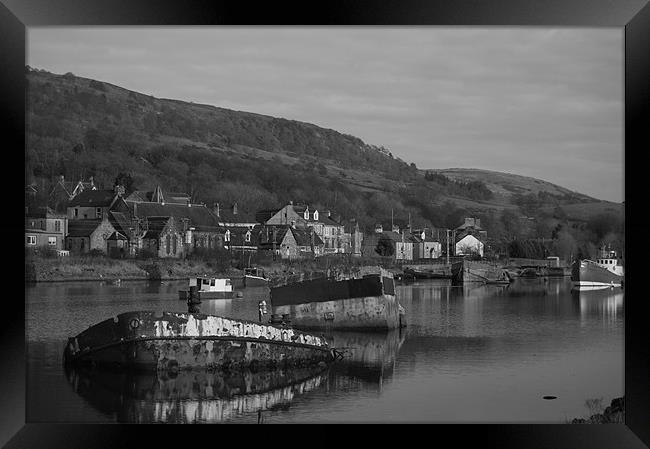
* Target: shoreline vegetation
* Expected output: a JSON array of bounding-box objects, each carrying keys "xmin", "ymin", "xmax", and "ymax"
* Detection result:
[
  {"xmin": 571, "ymin": 397, "xmax": 624, "ymax": 424},
  {"xmin": 24, "ymin": 252, "xmax": 400, "ymax": 284}
]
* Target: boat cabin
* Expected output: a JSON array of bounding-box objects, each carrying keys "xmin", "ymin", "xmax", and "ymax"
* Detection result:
[
  {"xmin": 189, "ymin": 277, "xmax": 233, "ymax": 292},
  {"xmin": 244, "ymin": 267, "xmax": 266, "ymax": 278},
  {"xmin": 594, "ymin": 249, "xmax": 624, "ymax": 276}
]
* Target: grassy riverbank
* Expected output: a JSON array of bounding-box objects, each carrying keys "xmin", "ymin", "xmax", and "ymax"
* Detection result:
[
  {"xmin": 25, "ymin": 252, "xmax": 395, "ymax": 283},
  {"xmin": 25, "ymin": 255, "xmax": 242, "ymax": 282}
]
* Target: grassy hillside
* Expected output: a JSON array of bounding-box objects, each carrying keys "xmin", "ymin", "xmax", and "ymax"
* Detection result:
[{"xmin": 25, "ymin": 67, "xmax": 623, "ymax": 259}]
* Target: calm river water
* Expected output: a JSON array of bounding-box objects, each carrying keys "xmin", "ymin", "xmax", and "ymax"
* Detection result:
[{"xmin": 25, "ymin": 277, "xmax": 623, "ymax": 423}]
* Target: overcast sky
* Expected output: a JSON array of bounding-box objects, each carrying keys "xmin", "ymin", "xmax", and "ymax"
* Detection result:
[{"xmin": 27, "ymin": 27, "xmax": 623, "ymax": 202}]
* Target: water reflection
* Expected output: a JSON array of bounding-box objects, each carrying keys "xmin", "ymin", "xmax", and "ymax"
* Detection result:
[
  {"xmin": 27, "ymin": 277, "xmax": 624, "ymax": 423},
  {"xmin": 573, "ymin": 288, "xmax": 624, "ymax": 324},
  {"xmin": 65, "ymin": 365, "xmax": 328, "ymax": 423}
]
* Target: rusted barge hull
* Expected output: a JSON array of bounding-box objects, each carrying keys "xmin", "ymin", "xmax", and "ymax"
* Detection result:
[
  {"xmin": 270, "ymin": 270, "xmax": 402, "ymax": 330},
  {"xmin": 64, "ymin": 311, "xmax": 332, "ymax": 371}
]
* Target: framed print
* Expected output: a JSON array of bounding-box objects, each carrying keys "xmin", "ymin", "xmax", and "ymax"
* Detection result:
[{"xmin": 2, "ymin": 0, "xmax": 649, "ymax": 447}]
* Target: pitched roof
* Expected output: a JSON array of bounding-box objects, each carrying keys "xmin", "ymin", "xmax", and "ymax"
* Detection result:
[
  {"xmin": 128, "ymin": 202, "xmax": 220, "ymax": 232},
  {"xmin": 26, "ymin": 206, "xmax": 66, "ymax": 219},
  {"xmin": 67, "ymin": 220, "xmax": 103, "ymax": 237},
  {"xmin": 289, "ymin": 227, "xmax": 324, "ymax": 247},
  {"xmin": 68, "ymin": 190, "xmax": 117, "ymax": 207},
  {"xmin": 107, "ymin": 231, "xmax": 128, "ymax": 240},
  {"xmin": 108, "ymin": 211, "xmax": 132, "ymax": 235},
  {"xmin": 125, "ymin": 188, "xmax": 191, "ymax": 205}
]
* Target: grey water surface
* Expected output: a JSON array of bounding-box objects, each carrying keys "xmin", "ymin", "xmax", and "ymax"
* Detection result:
[{"xmin": 25, "ymin": 277, "xmax": 623, "ymax": 423}]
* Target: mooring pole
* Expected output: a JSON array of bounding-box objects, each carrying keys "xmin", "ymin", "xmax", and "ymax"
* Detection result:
[{"xmin": 187, "ymin": 285, "xmax": 201, "ymax": 313}]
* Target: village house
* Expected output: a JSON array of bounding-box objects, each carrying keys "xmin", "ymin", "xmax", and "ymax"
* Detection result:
[
  {"xmin": 50, "ymin": 175, "xmax": 96, "ymax": 213},
  {"xmin": 257, "ymin": 225, "xmax": 324, "ymax": 260},
  {"xmin": 256, "ymin": 202, "xmax": 346, "ymax": 253},
  {"xmin": 25, "ymin": 206, "xmax": 68, "ymax": 251},
  {"xmin": 114, "ymin": 199, "xmax": 223, "ymax": 255},
  {"xmin": 454, "ymin": 218, "xmax": 487, "ymax": 257},
  {"xmin": 361, "ymin": 224, "xmax": 422, "ymax": 260},
  {"xmin": 67, "ymin": 187, "xmax": 126, "ymax": 221},
  {"xmin": 412, "ymin": 228, "xmax": 443, "ymax": 259},
  {"xmin": 139, "ymin": 216, "xmax": 184, "ymax": 258},
  {"xmin": 65, "ymin": 216, "xmax": 118, "ymax": 254}
]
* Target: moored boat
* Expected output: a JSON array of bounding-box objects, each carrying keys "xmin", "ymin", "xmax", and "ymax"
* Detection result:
[
  {"xmin": 243, "ymin": 267, "xmax": 269, "ymax": 287},
  {"xmin": 451, "ymin": 260, "xmax": 510, "ymax": 285},
  {"xmin": 63, "ymin": 311, "xmax": 333, "ymax": 371},
  {"xmin": 270, "ymin": 267, "xmax": 403, "ymax": 331},
  {"xmin": 571, "ymin": 249, "xmax": 624, "ymax": 289},
  {"xmin": 179, "ymin": 276, "xmax": 234, "ymax": 300}
]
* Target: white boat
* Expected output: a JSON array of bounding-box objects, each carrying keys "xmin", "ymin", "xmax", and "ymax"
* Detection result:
[
  {"xmin": 179, "ymin": 276, "xmax": 234, "ymax": 300},
  {"xmin": 571, "ymin": 247, "xmax": 624, "ymax": 289}
]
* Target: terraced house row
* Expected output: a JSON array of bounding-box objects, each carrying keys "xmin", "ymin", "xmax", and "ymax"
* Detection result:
[{"xmin": 26, "ymin": 181, "xmax": 488, "ymax": 261}]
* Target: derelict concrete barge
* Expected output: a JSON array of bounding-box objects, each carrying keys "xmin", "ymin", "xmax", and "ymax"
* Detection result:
[
  {"xmin": 63, "ymin": 311, "xmax": 333, "ymax": 371},
  {"xmin": 270, "ymin": 268, "xmax": 404, "ymax": 331}
]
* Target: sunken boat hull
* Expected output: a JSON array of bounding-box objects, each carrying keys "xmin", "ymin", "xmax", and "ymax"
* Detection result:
[
  {"xmin": 270, "ymin": 270, "xmax": 401, "ymax": 330},
  {"xmin": 451, "ymin": 260, "xmax": 509, "ymax": 285},
  {"xmin": 243, "ymin": 275, "xmax": 269, "ymax": 287},
  {"xmin": 64, "ymin": 311, "xmax": 333, "ymax": 371}
]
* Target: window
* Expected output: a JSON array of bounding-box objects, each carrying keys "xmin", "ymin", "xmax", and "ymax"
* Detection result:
[
  {"xmin": 313, "ymin": 210, "xmax": 319, "ymax": 221},
  {"xmin": 80, "ymin": 239, "xmax": 85, "ymax": 250},
  {"xmin": 304, "ymin": 209, "xmax": 309, "ymax": 220},
  {"xmin": 48, "ymin": 236, "xmax": 57, "ymax": 246},
  {"xmin": 74, "ymin": 208, "xmax": 79, "ymax": 218},
  {"xmin": 166, "ymin": 235, "xmax": 171, "ymax": 255},
  {"xmin": 96, "ymin": 207, "xmax": 102, "ymax": 219},
  {"xmin": 55, "ymin": 220, "xmax": 61, "ymax": 232},
  {"xmin": 172, "ymin": 235, "xmax": 177, "ymax": 254},
  {"xmin": 245, "ymin": 231, "xmax": 251, "ymax": 243},
  {"xmin": 27, "ymin": 235, "xmax": 36, "ymax": 245},
  {"xmin": 225, "ymin": 230, "xmax": 231, "ymax": 242}
]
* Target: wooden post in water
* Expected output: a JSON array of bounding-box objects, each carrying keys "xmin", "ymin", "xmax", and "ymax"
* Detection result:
[{"xmin": 187, "ymin": 285, "xmax": 200, "ymax": 313}]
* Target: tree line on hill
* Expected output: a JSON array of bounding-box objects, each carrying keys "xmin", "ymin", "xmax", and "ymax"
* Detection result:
[{"xmin": 25, "ymin": 68, "xmax": 624, "ymax": 261}]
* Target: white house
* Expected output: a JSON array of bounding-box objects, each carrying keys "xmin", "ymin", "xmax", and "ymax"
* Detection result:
[{"xmin": 455, "ymin": 234, "xmax": 484, "ymax": 257}]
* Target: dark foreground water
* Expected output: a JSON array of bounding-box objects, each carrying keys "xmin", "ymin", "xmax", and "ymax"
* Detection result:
[{"xmin": 25, "ymin": 277, "xmax": 623, "ymax": 423}]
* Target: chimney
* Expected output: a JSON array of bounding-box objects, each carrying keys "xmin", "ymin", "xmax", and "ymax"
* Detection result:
[
  {"xmin": 59, "ymin": 175, "xmax": 65, "ymax": 183},
  {"xmin": 233, "ymin": 202, "xmax": 238, "ymax": 215},
  {"xmin": 392, "ymin": 224, "xmax": 399, "ymax": 233},
  {"xmin": 475, "ymin": 218, "xmax": 481, "ymax": 228},
  {"xmin": 464, "ymin": 217, "xmax": 475, "ymax": 227},
  {"xmin": 213, "ymin": 202, "xmax": 220, "ymax": 217},
  {"xmin": 325, "ymin": 210, "xmax": 331, "ymax": 217},
  {"xmin": 375, "ymin": 223, "xmax": 383, "ymax": 233},
  {"xmin": 289, "ymin": 200, "xmax": 293, "ymax": 205},
  {"xmin": 114, "ymin": 184, "xmax": 125, "ymax": 197}
]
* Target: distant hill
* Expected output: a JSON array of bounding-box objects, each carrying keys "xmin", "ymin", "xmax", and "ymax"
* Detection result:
[{"xmin": 25, "ymin": 67, "xmax": 622, "ymax": 249}]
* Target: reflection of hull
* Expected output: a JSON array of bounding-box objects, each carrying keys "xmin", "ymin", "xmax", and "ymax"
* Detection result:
[
  {"xmin": 178, "ymin": 290, "xmax": 234, "ymax": 300},
  {"xmin": 65, "ymin": 365, "xmax": 327, "ymax": 423},
  {"xmin": 64, "ymin": 311, "xmax": 332, "ymax": 371},
  {"xmin": 271, "ymin": 271, "xmax": 400, "ymax": 330},
  {"xmin": 571, "ymin": 260, "xmax": 623, "ymax": 288}
]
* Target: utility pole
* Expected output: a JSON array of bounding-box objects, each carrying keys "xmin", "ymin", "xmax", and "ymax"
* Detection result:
[{"xmin": 446, "ymin": 229, "xmax": 449, "ymax": 264}]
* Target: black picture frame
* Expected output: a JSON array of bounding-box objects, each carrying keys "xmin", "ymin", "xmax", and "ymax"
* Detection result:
[{"xmin": 2, "ymin": 0, "xmax": 648, "ymax": 447}]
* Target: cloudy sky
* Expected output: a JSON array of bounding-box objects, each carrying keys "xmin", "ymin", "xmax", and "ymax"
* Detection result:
[{"xmin": 27, "ymin": 27, "xmax": 623, "ymax": 202}]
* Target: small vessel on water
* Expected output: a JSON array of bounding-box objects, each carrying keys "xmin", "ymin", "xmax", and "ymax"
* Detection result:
[
  {"xmin": 270, "ymin": 267, "xmax": 404, "ymax": 331},
  {"xmin": 243, "ymin": 267, "xmax": 269, "ymax": 287},
  {"xmin": 63, "ymin": 311, "xmax": 333, "ymax": 371},
  {"xmin": 571, "ymin": 248, "xmax": 624, "ymax": 289},
  {"xmin": 179, "ymin": 276, "xmax": 234, "ymax": 300}
]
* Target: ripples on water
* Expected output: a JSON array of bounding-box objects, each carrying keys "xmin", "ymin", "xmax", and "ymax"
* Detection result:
[{"xmin": 25, "ymin": 277, "xmax": 623, "ymax": 423}]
